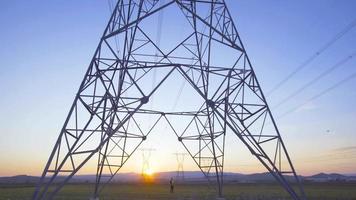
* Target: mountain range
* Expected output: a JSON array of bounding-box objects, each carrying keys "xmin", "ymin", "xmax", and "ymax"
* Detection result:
[{"xmin": 1, "ymin": 172, "xmax": 355, "ymax": 184}]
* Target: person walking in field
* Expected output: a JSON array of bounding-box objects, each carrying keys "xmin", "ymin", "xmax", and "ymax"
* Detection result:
[{"xmin": 169, "ymin": 177, "xmax": 174, "ymax": 193}]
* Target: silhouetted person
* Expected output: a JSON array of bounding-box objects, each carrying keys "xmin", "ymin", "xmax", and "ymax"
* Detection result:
[{"xmin": 169, "ymin": 177, "xmax": 174, "ymax": 193}]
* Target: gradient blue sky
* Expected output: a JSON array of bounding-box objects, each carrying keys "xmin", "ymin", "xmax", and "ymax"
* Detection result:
[{"xmin": 0, "ymin": 0, "xmax": 355, "ymax": 176}]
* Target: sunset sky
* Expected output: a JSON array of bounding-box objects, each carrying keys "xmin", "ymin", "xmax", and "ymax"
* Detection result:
[{"xmin": 0, "ymin": 0, "xmax": 355, "ymax": 177}]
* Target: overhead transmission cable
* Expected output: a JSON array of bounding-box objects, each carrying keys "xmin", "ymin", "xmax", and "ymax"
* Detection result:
[
  {"xmin": 267, "ymin": 18, "xmax": 356, "ymax": 96},
  {"xmin": 273, "ymin": 52, "xmax": 356, "ymax": 109},
  {"xmin": 150, "ymin": 0, "xmax": 165, "ymax": 111},
  {"xmin": 170, "ymin": 11, "xmax": 210, "ymax": 112},
  {"xmin": 107, "ymin": 0, "xmax": 120, "ymax": 53},
  {"xmin": 278, "ymin": 71, "xmax": 356, "ymax": 119}
]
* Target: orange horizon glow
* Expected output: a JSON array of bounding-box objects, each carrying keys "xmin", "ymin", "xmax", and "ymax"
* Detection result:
[
  {"xmin": 0, "ymin": 164, "xmax": 355, "ymax": 177},
  {"xmin": 1, "ymin": 148, "xmax": 355, "ymax": 177}
]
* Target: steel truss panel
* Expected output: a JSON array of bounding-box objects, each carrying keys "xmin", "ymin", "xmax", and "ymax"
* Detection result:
[{"xmin": 32, "ymin": 1, "xmax": 307, "ymax": 200}]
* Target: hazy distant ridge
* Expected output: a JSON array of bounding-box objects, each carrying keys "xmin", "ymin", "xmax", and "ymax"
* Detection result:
[{"xmin": 1, "ymin": 172, "xmax": 356, "ymax": 184}]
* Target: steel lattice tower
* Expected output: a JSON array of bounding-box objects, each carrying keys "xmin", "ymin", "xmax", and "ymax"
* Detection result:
[
  {"xmin": 140, "ymin": 148, "xmax": 155, "ymax": 176},
  {"xmin": 32, "ymin": 1, "xmax": 307, "ymax": 199},
  {"xmin": 174, "ymin": 153, "xmax": 187, "ymax": 181}
]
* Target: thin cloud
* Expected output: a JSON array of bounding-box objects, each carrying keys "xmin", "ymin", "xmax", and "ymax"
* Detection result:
[
  {"xmin": 295, "ymin": 102, "xmax": 318, "ymax": 112},
  {"xmin": 333, "ymin": 146, "xmax": 356, "ymax": 152}
]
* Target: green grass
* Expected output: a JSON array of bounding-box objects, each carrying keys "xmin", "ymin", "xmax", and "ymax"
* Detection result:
[{"xmin": 0, "ymin": 182, "xmax": 356, "ymax": 200}]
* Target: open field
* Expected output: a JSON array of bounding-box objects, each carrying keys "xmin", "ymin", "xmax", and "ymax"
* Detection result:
[{"xmin": 1, "ymin": 183, "xmax": 356, "ymax": 200}]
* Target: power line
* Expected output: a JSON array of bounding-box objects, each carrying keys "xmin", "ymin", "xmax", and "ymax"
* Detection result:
[
  {"xmin": 107, "ymin": 0, "xmax": 120, "ymax": 53},
  {"xmin": 150, "ymin": 0, "xmax": 165, "ymax": 123},
  {"xmin": 273, "ymin": 52, "xmax": 356, "ymax": 109},
  {"xmin": 170, "ymin": 11, "xmax": 211, "ymax": 112},
  {"xmin": 278, "ymin": 71, "xmax": 356, "ymax": 118},
  {"xmin": 152, "ymin": 0, "xmax": 165, "ymax": 81},
  {"xmin": 171, "ymin": 79, "xmax": 186, "ymax": 111},
  {"xmin": 267, "ymin": 18, "xmax": 356, "ymax": 96}
]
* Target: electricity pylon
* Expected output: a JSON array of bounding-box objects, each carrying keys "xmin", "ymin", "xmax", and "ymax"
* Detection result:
[
  {"xmin": 140, "ymin": 148, "xmax": 155, "ymax": 176},
  {"xmin": 32, "ymin": 1, "xmax": 307, "ymax": 200},
  {"xmin": 174, "ymin": 152, "xmax": 188, "ymax": 181}
]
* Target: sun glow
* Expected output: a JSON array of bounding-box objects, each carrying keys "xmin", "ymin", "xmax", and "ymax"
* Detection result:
[
  {"xmin": 143, "ymin": 168, "xmax": 154, "ymax": 176},
  {"xmin": 142, "ymin": 168, "xmax": 155, "ymax": 183}
]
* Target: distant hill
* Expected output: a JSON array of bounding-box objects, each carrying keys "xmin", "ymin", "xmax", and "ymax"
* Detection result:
[
  {"xmin": 309, "ymin": 173, "xmax": 346, "ymax": 179},
  {"xmin": 0, "ymin": 175, "xmax": 82, "ymax": 184},
  {"xmin": 0, "ymin": 175, "xmax": 39, "ymax": 184},
  {"xmin": 345, "ymin": 173, "xmax": 356, "ymax": 176},
  {"xmin": 1, "ymin": 172, "xmax": 355, "ymax": 185},
  {"xmin": 305, "ymin": 173, "xmax": 356, "ymax": 182}
]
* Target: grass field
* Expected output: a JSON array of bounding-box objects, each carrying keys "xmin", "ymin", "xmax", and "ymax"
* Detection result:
[{"xmin": 0, "ymin": 182, "xmax": 356, "ymax": 200}]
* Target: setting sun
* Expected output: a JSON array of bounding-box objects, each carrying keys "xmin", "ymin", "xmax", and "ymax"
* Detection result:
[
  {"xmin": 142, "ymin": 168, "xmax": 155, "ymax": 183},
  {"xmin": 143, "ymin": 169, "xmax": 154, "ymax": 176}
]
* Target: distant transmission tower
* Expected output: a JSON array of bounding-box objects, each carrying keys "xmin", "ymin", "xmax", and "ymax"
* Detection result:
[
  {"xmin": 174, "ymin": 153, "xmax": 187, "ymax": 181},
  {"xmin": 140, "ymin": 148, "xmax": 155, "ymax": 176},
  {"xmin": 32, "ymin": 1, "xmax": 307, "ymax": 200}
]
